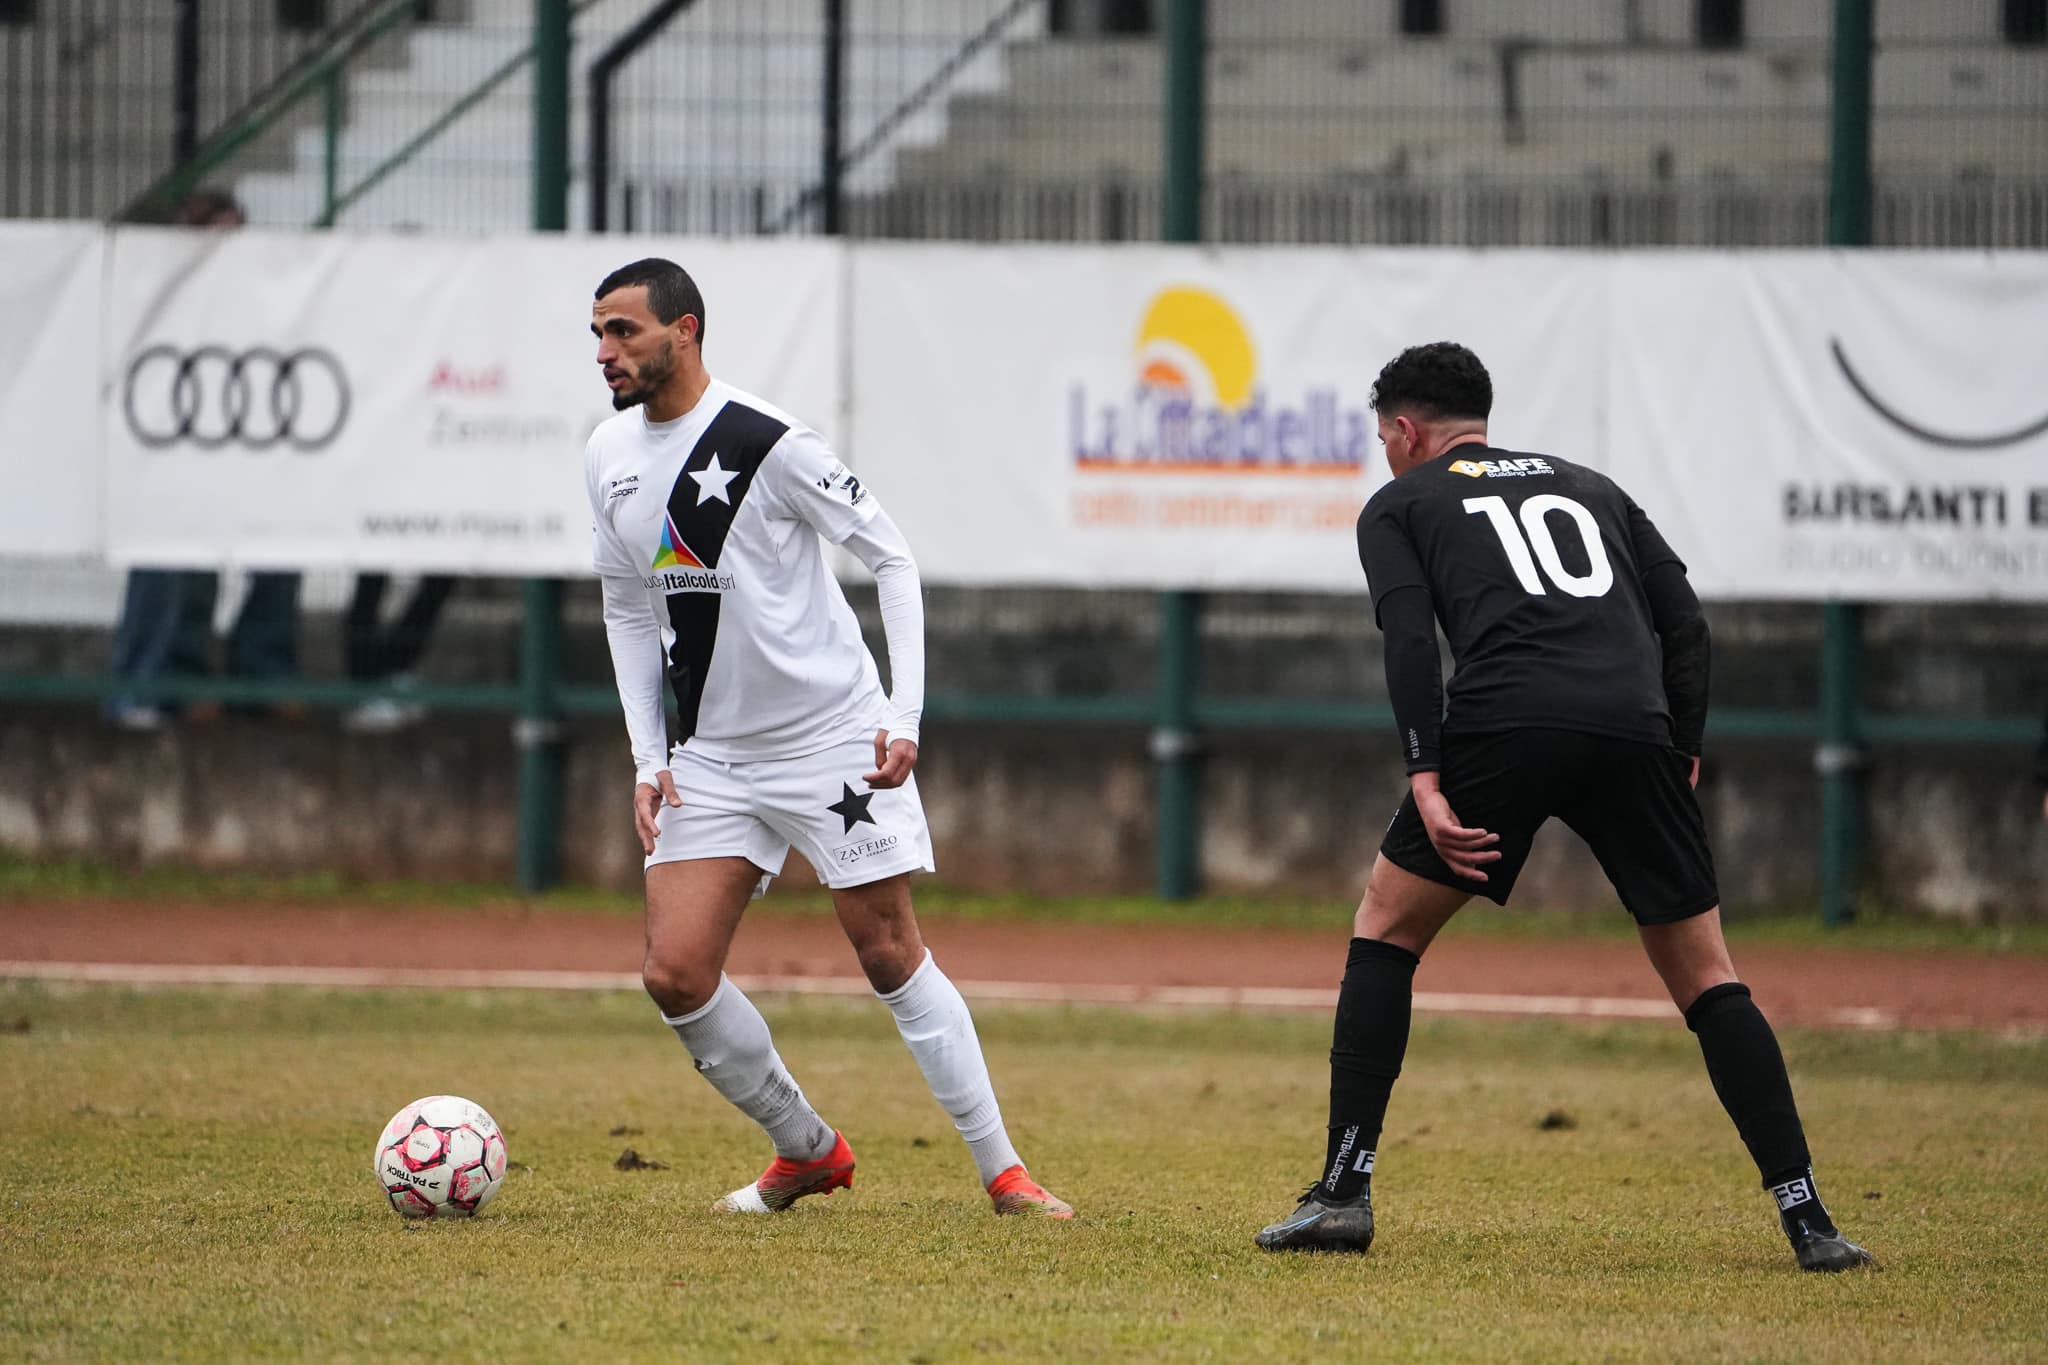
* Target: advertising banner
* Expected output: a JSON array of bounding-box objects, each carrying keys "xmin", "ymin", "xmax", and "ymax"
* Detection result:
[
  {"xmin": 849, "ymin": 245, "xmax": 1606, "ymax": 590},
  {"xmin": 0, "ymin": 228, "xmax": 2034, "ymax": 598},
  {"xmin": 0, "ymin": 223, "xmax": 104, "ymax": 559},
  {"xmin": 101, "ymin": 229, "xmax": 843, "ymax": 574},
  {"xmin": 1605, "ymin": 252, "xmax": 2048, "ymax": 600}
]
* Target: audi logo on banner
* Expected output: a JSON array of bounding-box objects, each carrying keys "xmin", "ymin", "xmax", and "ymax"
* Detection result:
[{"xmin": 123, "ymin": 344, "xmax": 351, "ymax": 451}]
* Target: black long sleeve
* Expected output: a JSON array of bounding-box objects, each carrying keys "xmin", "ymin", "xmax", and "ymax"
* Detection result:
[
  {"xmin": 2035, "ymin": 708, "xmax": 2048, "ymax": 788},
  {"xmin": 1378, "ymin": 585, "xmax": 1444, "ymax": 773},
  {"xmin": 1643, "ymin": 560, "xmax": 1710, "ymax": 756}
]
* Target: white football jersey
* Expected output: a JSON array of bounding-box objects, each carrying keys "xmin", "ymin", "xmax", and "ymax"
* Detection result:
[{"xmin": 585, "ymin": 379, "xmax": 887, "ymax": 763}]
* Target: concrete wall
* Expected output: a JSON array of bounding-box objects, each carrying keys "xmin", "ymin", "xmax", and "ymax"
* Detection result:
[{"xmin": 3, "ymin": 700, "xmax": 2042, "ymax": 920}]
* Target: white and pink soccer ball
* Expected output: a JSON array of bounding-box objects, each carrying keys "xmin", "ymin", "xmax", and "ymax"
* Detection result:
[{"xmin": 371, "ymin": 1095, "xmax": 508, "ymax": 1219}]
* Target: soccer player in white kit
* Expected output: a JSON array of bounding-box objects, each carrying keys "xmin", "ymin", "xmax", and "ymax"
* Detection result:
[{"xmin": 584, "ymin": 257, "xmax": 1072, "ymax": 1218}]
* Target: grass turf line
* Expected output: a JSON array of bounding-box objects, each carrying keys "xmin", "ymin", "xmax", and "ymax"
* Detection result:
[
  {"xmin": 4, "ymin": 852, "xmax": 2046, "ymax": 956},
  {"xmin": 1, "ymin": 983, "xmax": 2043, "ymax": 1362}
]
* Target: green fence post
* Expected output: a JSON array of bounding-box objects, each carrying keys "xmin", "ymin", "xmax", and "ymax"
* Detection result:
[
  {"xmin": 517, "ymin": 0, "xmax": 572, "ymax": 894},
  {"xmin": 1828, "ymin": 0, "xmax": 1874, "ymax": 250},
  {"xmin": 1163, "ymin": 0, "xmax": 1204, "ymax": 244},
  {"xmin": 1817, "ymin": 603, "xmax": 1864, "ymax": 925},
  {"xmin": 1155, "ymin": 0, "xmax": 1206, "ymax": 901},
  {"xmin": 318, "ymin": 65, "xmax": 344, "ymax": 227},
  {"xmin": 1819, "ymin": 0, "xmax": 1874, "ymax": 925},
  {"xmin": 1155, "ymin": 591, "xmax": 1204, "ymax": 900}
]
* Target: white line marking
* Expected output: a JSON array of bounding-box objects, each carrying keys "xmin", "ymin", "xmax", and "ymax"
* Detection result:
[
  {"xmin": 0, "ymin": 961, "xmax": 2006, "ymax": 1035},
  {"xmin": 0, "ymin": 959, "xmax": 1665, "ymax": 1016}
]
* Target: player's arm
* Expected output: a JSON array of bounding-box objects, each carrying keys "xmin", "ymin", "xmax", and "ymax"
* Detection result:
[
  {"xmin": 599, "ymin": 572, "xmax": 680, "ymax": 853},
  {"xmin": 1359, "ymin": 501, "xmax": 1498, "ymax": 880},
  {"xmin": 1377, "ymin": 585, "xmax": 1500, "ymax": 881},
  {"xmin": 839, "ymin": 511, "xmax": 925, "ymax": 789},
  {"xmin": 1645, "ymin": 563, "xmax": 1710, "ymax": 767},
  {"xmin": 767, "ymin": 429, "xmax": 923, "ymax": 788},
  {"xmin": 1377, "ymin": 586, "xmax": 1443, "ymax": 776},
  {"xmin": 587, "ymin": 451, "xmax": 678, "ymax": 854},
  {"xmin": 1627, "ymin": 497, "xmax": 1710, "ymax": 782}
]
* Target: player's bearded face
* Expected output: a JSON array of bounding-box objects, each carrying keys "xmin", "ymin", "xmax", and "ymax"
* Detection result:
[{"xmin": 611, "ymin": 339, "xmax": 677, "ymax": 411}]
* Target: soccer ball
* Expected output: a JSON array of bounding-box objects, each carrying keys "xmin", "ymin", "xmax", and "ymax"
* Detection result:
[{"xmin": 372, "ymin": 1095, "xmax": 508, "ymax": 1219}]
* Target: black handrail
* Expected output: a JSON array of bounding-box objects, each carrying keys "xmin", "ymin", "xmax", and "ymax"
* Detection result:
[
  {"xmin": 588, "ymin": 0, "xmax": 700, "ymax": 232},
  {"xmin": 769, "ymin": 0, "xmax": 1043, "ymax": 234}
]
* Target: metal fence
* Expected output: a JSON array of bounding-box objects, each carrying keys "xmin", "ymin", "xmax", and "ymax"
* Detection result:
[
  {"xmin": 0, "ymin": 0, "xmax": 410, "ymax": 221},
  {"xmin": 5, "ymin": 0, "xmax": 2043, "ymax": 243}
]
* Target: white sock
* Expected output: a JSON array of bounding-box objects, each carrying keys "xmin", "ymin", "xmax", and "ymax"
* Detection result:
[
  {"xmin": 878, "ymin": 950, "xmax": 1023, "ymax": 1185},
  {"xmin": 663, "ymin": 975, "xmax": 836, "ymax": 1162}
]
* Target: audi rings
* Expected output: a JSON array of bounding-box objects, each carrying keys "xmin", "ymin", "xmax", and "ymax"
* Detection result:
[{"xmin": 123, "ymin": 344, "xmax": 351, "ymax": 451}]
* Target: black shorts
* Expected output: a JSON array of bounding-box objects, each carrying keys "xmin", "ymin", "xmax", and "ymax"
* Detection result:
[{"xmin": 1379, "ymin": 728, "xmax": 1719, "ymax": 925}]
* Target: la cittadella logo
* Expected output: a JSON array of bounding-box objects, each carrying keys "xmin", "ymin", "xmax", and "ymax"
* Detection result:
[{"xmin": 1068, "ymin": 286, "xmax": 1373, "ymax": 475}]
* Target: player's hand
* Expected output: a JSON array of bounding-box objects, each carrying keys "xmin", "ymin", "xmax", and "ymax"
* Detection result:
[
  {"xmin": 1412, "ymin": 780, "xmax": 1499, "ymax": 883},
  {"xmin": 1689, "ymin": 755, "xmax": 1701, "ymax": 790},
  {"xmin": 865, "ymin": 730, "xmax": 918, "ymax": 789},
  {"xmin": 634, "ymin": 771, "xmax": 682, "ymax": 855}
]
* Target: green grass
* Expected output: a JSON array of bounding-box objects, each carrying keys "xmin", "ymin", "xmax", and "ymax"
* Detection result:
[
  {"xmin": 5, "ymin": 851, "xmax": 2048, "ymax": 955},
  {"xmin": 2, "ymin": 983, "xmax": 2044, "ymax": 1362}
]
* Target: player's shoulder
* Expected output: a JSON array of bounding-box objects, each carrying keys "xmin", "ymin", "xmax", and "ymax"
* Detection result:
[
  {"xmin": 711, "ymin": 381, "xmax": 813, "ymax": 449},
  {"xmin": 1360, "ymin": 468, "xmax": 1420, "ymax": 523},
  {"xmin": 582, "ymin": 408, "xmax": 647, "ymax": 479},
  {"xmin": 713, "ymin": 382, "xmax": 841, "ymax": 486}
]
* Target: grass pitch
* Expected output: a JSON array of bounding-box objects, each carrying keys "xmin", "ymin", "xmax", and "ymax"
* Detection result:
[{"xmin": 2, "ymin": 983, "xmax": 2044, "ymax": 1363}]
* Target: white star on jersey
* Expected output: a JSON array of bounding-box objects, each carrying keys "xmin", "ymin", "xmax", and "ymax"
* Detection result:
[{"xmin": 690, "ymin": 454, "xmax": 738, "ymax": 505}]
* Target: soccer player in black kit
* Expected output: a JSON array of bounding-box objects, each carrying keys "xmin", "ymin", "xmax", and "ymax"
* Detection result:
[{"xmin": 1254, "ymin": 342, "xmax": 1873, "ymax": 1274}]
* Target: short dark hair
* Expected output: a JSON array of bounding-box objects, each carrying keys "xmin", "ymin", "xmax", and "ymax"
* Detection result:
[
  {"xmin": 1369, "ymin": 341, "xmax": 1492, "ymax": 422},
  {"xmin": 594, "ymin": 257, "xmax": 707, "ymax": 345}
]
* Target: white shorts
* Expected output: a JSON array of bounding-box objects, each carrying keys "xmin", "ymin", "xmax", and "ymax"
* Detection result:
[{"xmin": 646, "ymin": 732, "xmax": 936, "ymax": 890}]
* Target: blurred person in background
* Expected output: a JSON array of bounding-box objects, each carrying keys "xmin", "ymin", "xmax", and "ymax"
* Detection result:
[
  {"xmin": 2037, "ymin": 705, "xmax": 2047, "ymax": 822},
  {"xmin": 340, "ymin": 573, "xmax": 456, "ymax": 733},
  {"xmin": 103, "ymin": 188, "xmax": 302, "ymax": 729}
]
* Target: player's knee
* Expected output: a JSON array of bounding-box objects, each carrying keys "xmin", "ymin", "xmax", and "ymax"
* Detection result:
[
  {"xmin": 642, "ymin": 954, "xmax": 719, "ymax": 1018},
  {"xmin": 846, "ymin": 915, "xmax": 922, "ymax": 991}
]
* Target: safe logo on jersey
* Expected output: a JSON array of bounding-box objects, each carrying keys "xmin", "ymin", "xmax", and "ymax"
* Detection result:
[
  {"xmin": 1068, "ymin": 286, "xmax": 1371, "ymax": 474},
  {"xmin": 647, "ymin": 513, "xmax": 735, "ymax": 593},
  {"xmin": 1451, "ymin": 457, "xmax": 1554, "ymax": 479}
]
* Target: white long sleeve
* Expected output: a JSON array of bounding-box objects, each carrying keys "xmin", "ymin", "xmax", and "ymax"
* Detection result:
[
  {"xmin": 600, "ymin": 573, "xmax": 672, "ymax": 787},
  {"xmin": 839, "ymin": 508, "xmax": 925, "ymax": 748}
]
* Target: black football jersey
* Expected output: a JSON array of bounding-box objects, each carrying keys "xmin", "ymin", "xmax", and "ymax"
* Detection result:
[{"xmin": 1357, "ymin": 446, "xmax": 1684, "ymax": 746}]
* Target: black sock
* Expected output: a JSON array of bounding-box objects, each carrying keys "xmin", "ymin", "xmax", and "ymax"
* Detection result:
[
  {"xmin": 1321, "ymin": 936, "xmax": 1420, "ymax": 1202},
  {"xmin": 1765, "ymin": 1166, "xmax": 1839, "ymax": 1241},
  {"xmin": 1684, "ymin": 983, "xmax": 1834, "ymax": 1238}
]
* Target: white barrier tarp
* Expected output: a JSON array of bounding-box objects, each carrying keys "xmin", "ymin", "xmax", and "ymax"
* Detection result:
[
  {"xmin": 1605, "ymin": 252, "xmax": 2048, "ymax": 600},
  {"xmin": 3, "ymin": 230, "xmax": 2041, "ymax": 599},
  {"xmin": 101, "ymin": 230, "xmax": 843, "ymax": 574},
  {"xmin": 849, "ymin": 245, "xmax": 1607, "ymax": 590},
  {"xmin": 0, "ymin": 223, "xmax": 104, "ymax": 559}
]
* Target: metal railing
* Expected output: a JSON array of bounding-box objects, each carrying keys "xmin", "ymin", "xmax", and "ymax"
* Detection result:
[{"xmin": 0, "ymin": 0, "xmax": 405, "ymax": 221}]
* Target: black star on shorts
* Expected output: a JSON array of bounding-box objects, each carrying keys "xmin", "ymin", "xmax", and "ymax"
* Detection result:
[{"xmin": 827, "ymin": 782, "xmax": 876, "ymax": 834}]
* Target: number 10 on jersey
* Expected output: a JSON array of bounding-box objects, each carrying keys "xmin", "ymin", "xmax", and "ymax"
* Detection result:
[{"xmin": 1463, "ymin": 494, "xmax": 1615, "ymax": 598}]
